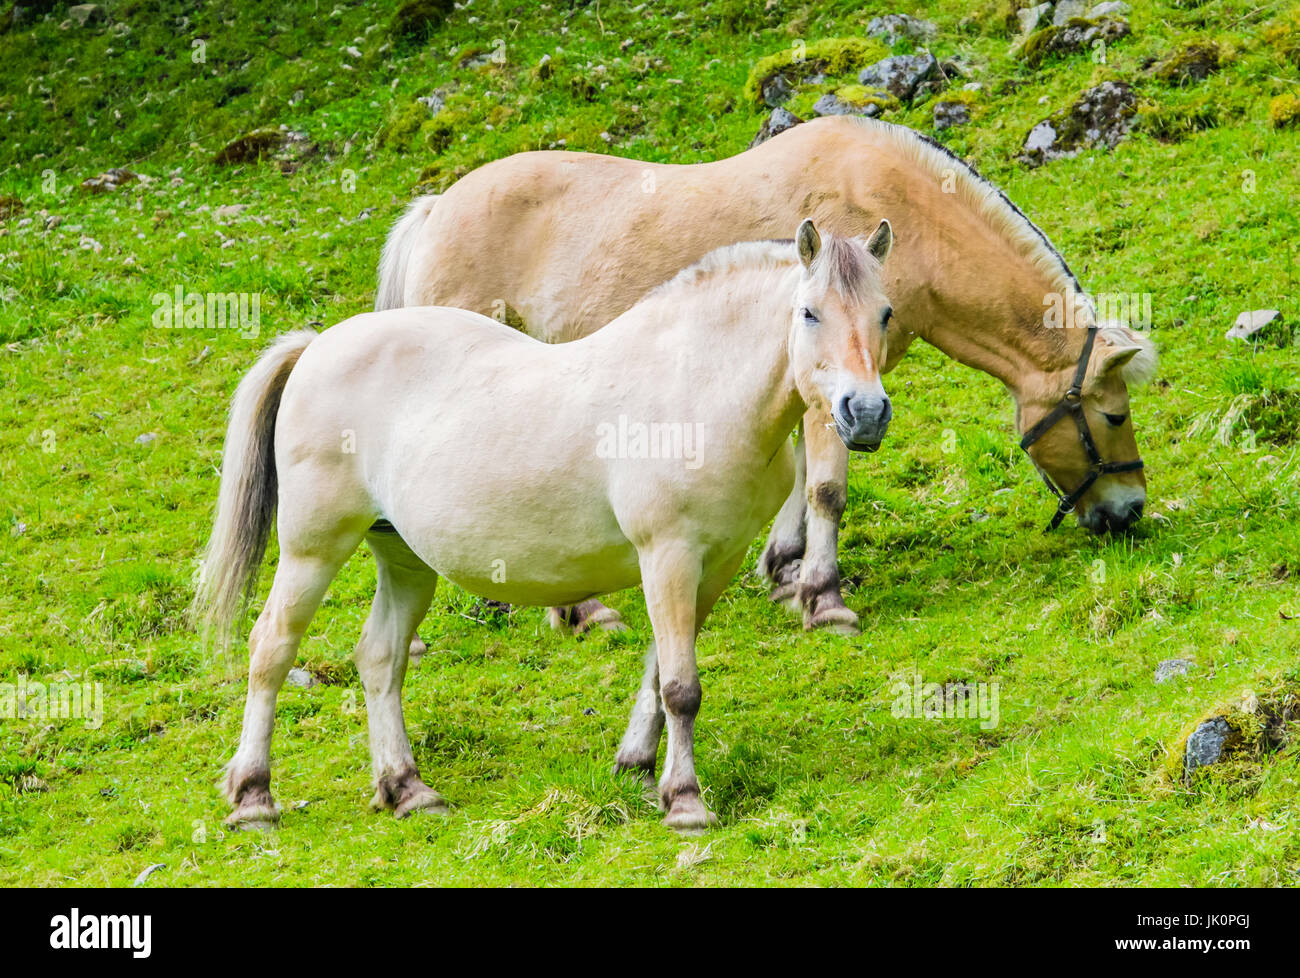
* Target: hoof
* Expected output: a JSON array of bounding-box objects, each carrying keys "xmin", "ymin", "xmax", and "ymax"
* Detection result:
[
  {"xmin": 548, "ymin": 600, "xmax": 626, "ymax": 635},
  {"xmin": 768, "ymin": 581, "xmax": 802, "ymax": 613},
  {"xmin": 663, "ymin": 794, "xmax": 719, "ymax": 833},
  {"xmin": 223, "ymin": 765, "xmax": 278, "ymax": 830},
  {"xmin": 225, "ymin": 801, "xmax": 280, "ymax": 831},
  {"xmin": 394, "ymin": 787, "xmax": 449, "ymax": 819},
  {"xmin": 612, "ymin": 756, "xmax": 657, "ymax": 792},
  {"xmin": 803, "ymin": 603, "xmax": 860, "ymax": 635},
  {"xmin": 803, "ymin": 583, "xmax": 860, "ymax": 634},
  {"xmin": 370, "ymin": 769, "xmax": 449, "ymax": 818},
  {"xmin": 575, "ymin": 608, "xmax": 626, "ymax": 634},
  {"xmin": 408, "ymin": 635, "xmax": 427, "ymax": 661}
]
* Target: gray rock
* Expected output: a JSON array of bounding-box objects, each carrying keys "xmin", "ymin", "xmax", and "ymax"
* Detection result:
[
  {"xmin": 1018, "ymin": 2, "xmax": 1053, "ymax": 34},
  {"xmin": 1226, "ymin": 309, "xmax": 1285, "ymax": 343},
  {"xmin": 858, "ymin": 51, "xmax": 938, "ymax": 103},
  {"xmin": 1185, "ymin": 717, "xmax": 1232, "ymax": 772},
  {"xmin": 749, "ymin": 107, "xmax": 803, "ymax": 147},
  {"xmin": 1154, "ymin": 658, "xmax": 1193, "ymax": 684},
  {"xmin": 285, "ymin": 667, "xmax": 318, "ymax": 689},
  {"xmin": 760, "ymin": 72, "xmax": 793, "ymax": 108},
  {"xmin": 1018, "ymin": 15, "xmax": 1130, "ymax": 67},
  {"xmin": 1024, "ymin": 120, "xmax": 1058, "ymax": 154},
  {"xmin": 933, "ymin": 100, "xmax": 971, "ymax": 130},
  {"xmin": 812, "ymin": 93, "xmax": 883, "ymax": 118},
  {"xmin": 1089, "ymin": 1, "xmax": 1131, "ymax": 16},
  {"xmin": 417, "ymin": 90, "xmax": 447, "ymax": 115},
  {"xmin": 68, "ymin": 4, "xmax": 107, "ymax": 26},
  {"xmin": 866, "ymin": 13, "xmax": 937, "ymax": 45},
  {"xmin": 1019, "ymin": 81, "xmax": 1136, "ymax": 166},
  {"xmin": 1053, "ymin": 0, "xmax": 1088, "ymax": 25},
  {"xmin": 1061, "ymin": 16, "xmax": 1129, "ymax": 51},
  {"xmin": 458, "ymin": 50, "xmax": 495, "ymax": 69}
]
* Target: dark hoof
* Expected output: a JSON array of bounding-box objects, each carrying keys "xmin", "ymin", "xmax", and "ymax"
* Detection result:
[
  {"xmin": 370, "ymin": 769, "xmax": 449, "ymax": 818},
  {"xmin": 548, "ymin": 600, "xmax": 626, "ymax": 635}
]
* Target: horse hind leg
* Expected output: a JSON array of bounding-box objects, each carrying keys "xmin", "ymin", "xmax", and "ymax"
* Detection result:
[
  {"xmin": 758, "ymin": 422, "xmax": 808, "ymax": 610},
  {"xmin": 225, "ymin": 534, "xmax": 361, "ymax": 830},
  {"xmin": 358, "ymin": 532, "xmax": 446, "ymax": 818},
  {"xmin": 613, "ymin": 643, "xmax": 664, "ymax": 792}
]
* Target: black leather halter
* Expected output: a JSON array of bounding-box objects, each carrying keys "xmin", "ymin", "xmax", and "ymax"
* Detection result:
[{"xmin": 1018, "ymin": 325, "xmax": 1144, "ymax": 531}]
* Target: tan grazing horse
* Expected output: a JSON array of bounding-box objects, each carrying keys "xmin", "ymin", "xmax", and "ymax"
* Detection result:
[
  {"xmin": 197, "ymin": 221, "xmax": 895, "ymax": 831},
  {"xmin": 376, "ymin": 116, "xmax": 1156, "ymax": 638}
]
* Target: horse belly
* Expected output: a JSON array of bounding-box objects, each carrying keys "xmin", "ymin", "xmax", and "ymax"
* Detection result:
[{"xmin": 392, "ymin": 490, "xmax": 642, "ymax": 607}]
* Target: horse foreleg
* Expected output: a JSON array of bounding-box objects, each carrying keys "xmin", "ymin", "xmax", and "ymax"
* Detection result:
[
  {"xmin": 799, "ymin": 410, "xmax": 859, "ymax": 635},
  {"xmin": 613, "ymin": 643, "xmax": 664, "ymax": 789},
  {"xmin": 640, "ymin": 542, "xmax": 718, "ymax": 832},
  {"xmin": 758, "ymin": 421, "xmax": 807, "ymax": 608},
  {"xmin": 358, "ymin": 534, "xmax": 446, "ymax": 818}
]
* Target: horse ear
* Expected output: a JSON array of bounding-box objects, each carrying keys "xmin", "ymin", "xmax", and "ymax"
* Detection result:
[
  {"xmin": 1095, "ymin": 326, "xmax": 1158, "ymax": 385},
  {"xmin": 866, "ymin": 219, "xmax": 893, "ymax": 263},
  {"xmin": 1097, "ymin": 344, "xmax": 1142, "ymax": 377},
  {"xmin": 797, "ymin": 219, "xmax": 821, "ymax": 269}
]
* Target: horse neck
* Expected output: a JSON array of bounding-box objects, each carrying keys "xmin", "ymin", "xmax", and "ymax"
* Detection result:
[
  {"xmin": 597, "ymin": 261, "xmax": 807, "ymax": 459},
  {"xmin": 813, "ymin": 128, "xmax": 1084, "ymax": 396},
  {"xmin": 892, "ymin": 225, "xmax": 1081, "ymax": 398}
]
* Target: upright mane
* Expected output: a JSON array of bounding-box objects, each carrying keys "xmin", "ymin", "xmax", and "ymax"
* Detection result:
[
  {"xmin": 644, "ymin": 240, "xmax": 796, "ymax": 302},
  {"xmin": 644, "ymin": 235, "xmax": 881, "ymax": 306},
  {"xmin": 849, "ymin": 117, "xmax": 1083, "ymax": 300}
]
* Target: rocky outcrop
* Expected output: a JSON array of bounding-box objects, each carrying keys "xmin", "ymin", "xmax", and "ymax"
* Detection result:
[
  {"xmin": 749, "ymin": 107, "xmax": 803, "ymax": 147},
  {"xmin": 866, "ymin": 14, "xmax": 937, "ymax": 45},
  {"xmin": 1019, "ymin": 81, "xmax": 1136, "ymax": 166},
  {"xmin": 1148, "ymin": 40, "xmax": 1221, "ymax": 85},
  {"xmin": 857, "ymin": 51, "xmax": 941, "ymax": 103},
  {"xmin": 1015, "ymin": 16, "xmax": 1130, "ymax": 69}
]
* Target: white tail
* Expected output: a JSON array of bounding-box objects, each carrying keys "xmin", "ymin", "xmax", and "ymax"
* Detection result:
[
  {"xmin": 375, "ymin": 194, "xmax": 438, "ymax": 311},
  {"xmin": 193, "ymin": 329, "xmax": 317, "ymax": 647}
]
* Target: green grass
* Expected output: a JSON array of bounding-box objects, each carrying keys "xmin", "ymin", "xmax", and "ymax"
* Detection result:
[{"xmin": 1, "ymin": 0, "xmax": 1298, "ymax": 886}]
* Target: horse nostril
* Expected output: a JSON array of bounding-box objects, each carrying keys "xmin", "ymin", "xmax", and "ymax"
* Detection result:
[
  {"xmin": 1127, "ymin": 501, "xmax": 1144, "ymax": 522},
  {"xmin": 838, "ymin": 394, "xmax": 855, "ymax": 425},
  {"xmin": 879, "ymin": 398, "xmax": 893, "ymax": 424}
]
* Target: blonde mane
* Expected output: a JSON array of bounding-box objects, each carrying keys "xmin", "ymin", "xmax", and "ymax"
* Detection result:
[
  {"xmin": 850, "ymin": 117, "xmax": 1083, "ymax": 301},
  {"xmin": 645, "ymin": 240, "xmax": 796, "ymax": 302},
  {"xmin": 850, "ymin": 117, "xmax": 1156, "ymax": 379},
  {"xmin": 645, "ymin": 236, "xmax": 882, "ymax": 307}
]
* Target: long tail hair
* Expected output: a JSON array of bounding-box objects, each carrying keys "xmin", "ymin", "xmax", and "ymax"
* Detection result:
[
  {"xmin": 375, "ymin": 195, "xmax": 438, "ymax": 310},
  {"xmin": 193, "ymin": 329, "xmax": 316, "ymax": 645}
]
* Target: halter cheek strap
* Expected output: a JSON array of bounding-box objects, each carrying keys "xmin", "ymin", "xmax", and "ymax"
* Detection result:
[{"xmin": 1018, "ymin": 325, "xmax": 1144, "ymax": 532}]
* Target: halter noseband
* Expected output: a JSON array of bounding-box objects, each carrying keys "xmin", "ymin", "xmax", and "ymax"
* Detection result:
[{"xmin": 1018, "ymin": 325, "xmax": 1144, "ymax": 532}]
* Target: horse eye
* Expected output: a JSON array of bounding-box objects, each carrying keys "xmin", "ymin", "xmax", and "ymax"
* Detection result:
[
  {"xmin": 1103, "ymin": 412, "xmax": 1128, "ymax": 427},
  {"xmin": 802, "ymin": 308, "xmax": 820, "ymax": 325},
  {"xmin": 881, "ymin": 307, "xmax": 893, "ymax": 328}
]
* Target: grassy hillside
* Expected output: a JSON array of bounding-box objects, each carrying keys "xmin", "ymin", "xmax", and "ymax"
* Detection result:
[{"xmin": 1, "ymin": 0, "xmax": 1297, "ymax": 885}]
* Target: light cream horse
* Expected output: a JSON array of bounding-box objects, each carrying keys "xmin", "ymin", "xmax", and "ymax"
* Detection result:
[
  {"xmin": 377, "ymin": 115, "xmax": 1157, "ymax": 638},
  {"xmin": 197, "ymin": 221, "xmax": 895, "ymax": 832}
]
